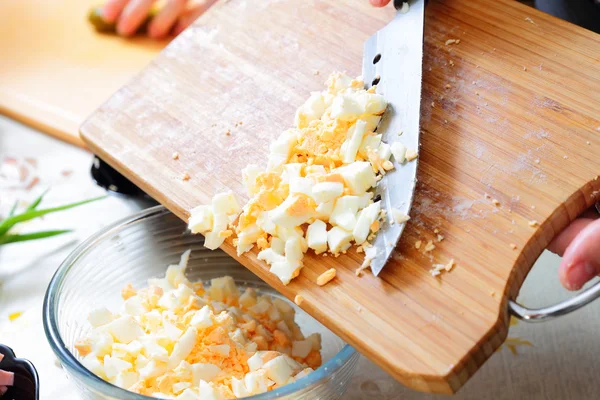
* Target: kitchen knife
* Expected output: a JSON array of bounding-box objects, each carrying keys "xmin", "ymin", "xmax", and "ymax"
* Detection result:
[{"xmin": 362, "ymin": 0, "xmax": 425, "ymax": 275}]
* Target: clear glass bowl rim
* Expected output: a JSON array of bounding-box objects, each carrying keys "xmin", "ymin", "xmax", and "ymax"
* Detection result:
[{"xmin": 43, "ymin": 205, "xmax": 356, "ymax": 400}]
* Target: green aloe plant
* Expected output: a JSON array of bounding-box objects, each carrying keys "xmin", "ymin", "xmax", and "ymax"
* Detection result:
[{"xmin": 0, "ymin": 190, "xmax": 105, "ymax": 245}]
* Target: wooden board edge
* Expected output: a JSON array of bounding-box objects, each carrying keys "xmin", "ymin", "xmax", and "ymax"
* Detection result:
[{"xmin": 0, "ymin": 103, "xmax": 86, "ymax": 149}]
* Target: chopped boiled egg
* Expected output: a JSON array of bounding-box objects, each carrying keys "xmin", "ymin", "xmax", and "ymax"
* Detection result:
[
  {"xmin": 187, "ymin": 72, "xmax": 414, "ymax": 286},
  {"xmin": 77, "ymin": 252, "xmax": 321, "ymax": 399}
]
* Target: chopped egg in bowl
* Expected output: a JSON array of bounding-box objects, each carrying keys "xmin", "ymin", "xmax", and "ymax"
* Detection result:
[{"xmin": 44, "ymin": 207, "xmax": 359, "ymax": 400}]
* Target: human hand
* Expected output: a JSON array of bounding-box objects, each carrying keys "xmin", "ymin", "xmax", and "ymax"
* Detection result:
[
  {"xmin": 548, "ymin": 205, "xmax": 600, "ymax": 291},
  {"xmin": 101, "ymin": 0, "xmax": 218, "ymax": 39}
]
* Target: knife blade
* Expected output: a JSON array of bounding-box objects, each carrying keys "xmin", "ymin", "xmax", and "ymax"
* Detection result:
[{"xmin": 362, "ymin": 0, "xmax": 425, "ymax": 275}]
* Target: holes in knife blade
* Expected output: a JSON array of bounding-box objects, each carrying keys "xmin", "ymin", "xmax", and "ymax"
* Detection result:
[
  {"xmin": 373, "ymin": 54, "xmax": 381, "ymax": 64},
  {"xmin": 373, "ymin": 194, "xmax": 382, "ymax": 202},
  {"xmin": 372, "ymin": 75, "xmax": 381, "ymax": 86}
]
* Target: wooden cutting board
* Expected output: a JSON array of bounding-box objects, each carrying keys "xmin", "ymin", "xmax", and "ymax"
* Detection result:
[
  {"xmin": 80, "ymin": 0, "xmax": 600, "ymax": 393},
  {"xmin": 0, "ymin": 0, "xmax": 166, "ymax": 147}
]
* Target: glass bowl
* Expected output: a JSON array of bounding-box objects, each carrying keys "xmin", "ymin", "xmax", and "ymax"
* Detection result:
[{"xmin": 43, "ymin": 206, "xmax": 359, "ymax": 400}]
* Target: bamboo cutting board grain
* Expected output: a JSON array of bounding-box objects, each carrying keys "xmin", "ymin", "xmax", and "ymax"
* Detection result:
[{"xmin": 80, "ymin": 0, "xmax": 600, "ymax": 393}]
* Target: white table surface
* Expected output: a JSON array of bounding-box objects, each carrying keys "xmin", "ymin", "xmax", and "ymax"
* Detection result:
[{"xmin": 1, "ymin": 115, "xmax": 598, "ymax": 399}]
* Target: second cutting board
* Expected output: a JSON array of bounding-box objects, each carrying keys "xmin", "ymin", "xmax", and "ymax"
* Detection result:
[{"xmin": 0, "ymin": 0, "xmax": 166, "ymax": 147}]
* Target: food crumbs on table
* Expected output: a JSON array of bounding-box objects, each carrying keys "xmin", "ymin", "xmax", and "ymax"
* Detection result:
[
  {"xmin": 529, "ymin": 220, "xmax": 539, "ymax": 227},
  {"xmin": 431, "ymin": 101, "xmax": 435, "ymax": 107},
  {"xmin": 587, "ymin": 141, "xmax": 591, "ymax": 145},
  {"xmin": 415, "ymin": 240, "xmax": 422, "ymax": 249},
  {"xmin": 8, "ymin": 311, "xmax": 23, "ymax": 321},
  {"xmin": 445, "ymin": 84, "xmax": 451, "ymax": 89},
  {"xmin": 525, "ymin": 16, "xmax": 535, "ymax": 24},
  {"xmin": 510, "ymin": 243, "xmax": 518, "ymax": 250},
  {"xmin": 317, "ymin": 268, "xmax": 337, "ymax": 286},
  {"xmin": 484, "ymin": 193, "xmax": 491, "ymax": 199},
  {"xmin": 225, "ymin": 129, "xmax": 231, "ymax": 136},
  {"xmin": 492, "ymin": 199, "xmax": 501, "ymax": 206},
  {"xmin": 503, "ymin": 338, "xmax": 533, "ymax": 356},
  {"xmin": 523, "ymin": 66, "xmax": 527, "ymax": 71},
  {"xmin": 433, "ymin": 228, "xmax": 440, "ymax": 234},
  {"xmin": 535, "ymin": 159, "xmax": 540, "ymax": 164},
  {"xmin": 445, "ymin": 39, "xmax": 458, "ymax": 45},
  {"xmin": 294, "ymin": 294, "xmax": 304, "ymax": 306},
  {"xmin": 563, "ymin": 155, "xmax": 568, "ymax": 159},
  {"xmin": 445, "ymin": 259, "xmax": 455, "ymax": 272},
  {"xmin": 182, "ymin": 172, "xmax": 190, "ymax": 181},
  {"xmin": 531, "ymin": 205, "xmax": 535, "ymax": 209},
  {"xmin": 172, "ymin": 152, "xmax": 179, "ymax": 160},
  {"xmin": 437, "ymin": 234, "xmax": 444, "ymax": 242},
  {"xmin": 449, "ymin": 60, "xmax": 455, "ymax": 67},
  {"xmin": 490, "ymin": 291, "xmax": 496, "ymax": 297}
]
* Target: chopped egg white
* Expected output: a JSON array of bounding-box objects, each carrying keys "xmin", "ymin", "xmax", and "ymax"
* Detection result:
[
  {"xmin": 188, "ymin": 72, "xmax": 414, "ymax": 285},
  {"xmin": 77, "ymin": 252, "xmax": 320, "ymax": 399}
]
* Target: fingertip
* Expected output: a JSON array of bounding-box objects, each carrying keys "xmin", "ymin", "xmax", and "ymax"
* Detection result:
[
  {"xmin": 102, "ymin": 0, "xmax": 126, "ymax": 23},
  {"xmin": 560, "ymin": 261, "xmax": 597, "ymax": 291},
  {"xmin": 148, "ymin": 24, "xmax": 167, "ymax": 40},
  {"xmin": 117, "ymin": 22, "xmax": 134, "ymax": 37},
  {"xmin": 369, "ymin": 0, "xmax": 392, "ymax": 7}
]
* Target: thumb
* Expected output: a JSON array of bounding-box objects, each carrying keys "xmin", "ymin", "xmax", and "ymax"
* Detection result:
[{"xmin": 559, "ymin": 218, "xmax": 600, "ymax": 291}]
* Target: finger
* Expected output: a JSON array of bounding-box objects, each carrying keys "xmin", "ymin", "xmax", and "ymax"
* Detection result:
[
  {"xmin": 117, "ymin": 0, "xmax": 155, "ymax": 37},
  {"xmin": 547, "ymin": 218, "xmax": 596, "ymax": 256},
  {"xmin": 172, "ymin": 0, "xmax": 218, "ymax": 36},
  {"xmin": 102, "ymin": 0, "xmax": 129, "ymax": 23},
  {"xmin": 369, "ymin": 0, "xmax": 392, "ymax": 7},
  {"xmin": 559, "ymin": 218, "xmax": 600, "ymax": 290},
  {"xmin": 148, "ymin": 0, "xmax": 187, "ymax": 39}
]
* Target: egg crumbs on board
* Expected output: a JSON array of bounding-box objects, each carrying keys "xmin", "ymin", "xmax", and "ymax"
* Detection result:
[
  {"xmin": 294, "ymin": 295, "xmax": 304, "ymax": 306},
  {"xmin": 316, "ymin": 268, "xmax": 337, "ymax": 286},
  {"xmin": 77, "ymin": 251, "xmax": 321, "ymax": 399},
  {"xmin": 188, "ymin": 73, "xmax": 416, "ymax": 286}
]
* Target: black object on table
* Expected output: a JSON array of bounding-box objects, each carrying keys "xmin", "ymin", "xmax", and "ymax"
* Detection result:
[{"xmin": 0, "ymin": 345, "xmax": 39, "ymax": 400}]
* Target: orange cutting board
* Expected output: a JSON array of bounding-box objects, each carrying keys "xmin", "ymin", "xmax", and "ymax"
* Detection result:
[
  {"xmin": 0, "ymin": 0, "xmax": 166, "ymax": 147},
  {"xmin": 80, "ymin": 0, "xmax": 600, "ymax": 394}
]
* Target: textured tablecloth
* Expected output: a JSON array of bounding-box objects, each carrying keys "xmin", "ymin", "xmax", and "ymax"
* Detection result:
[{"xmin": 1, "ymin": 115, "xmax": 598, "ymax": 399}]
